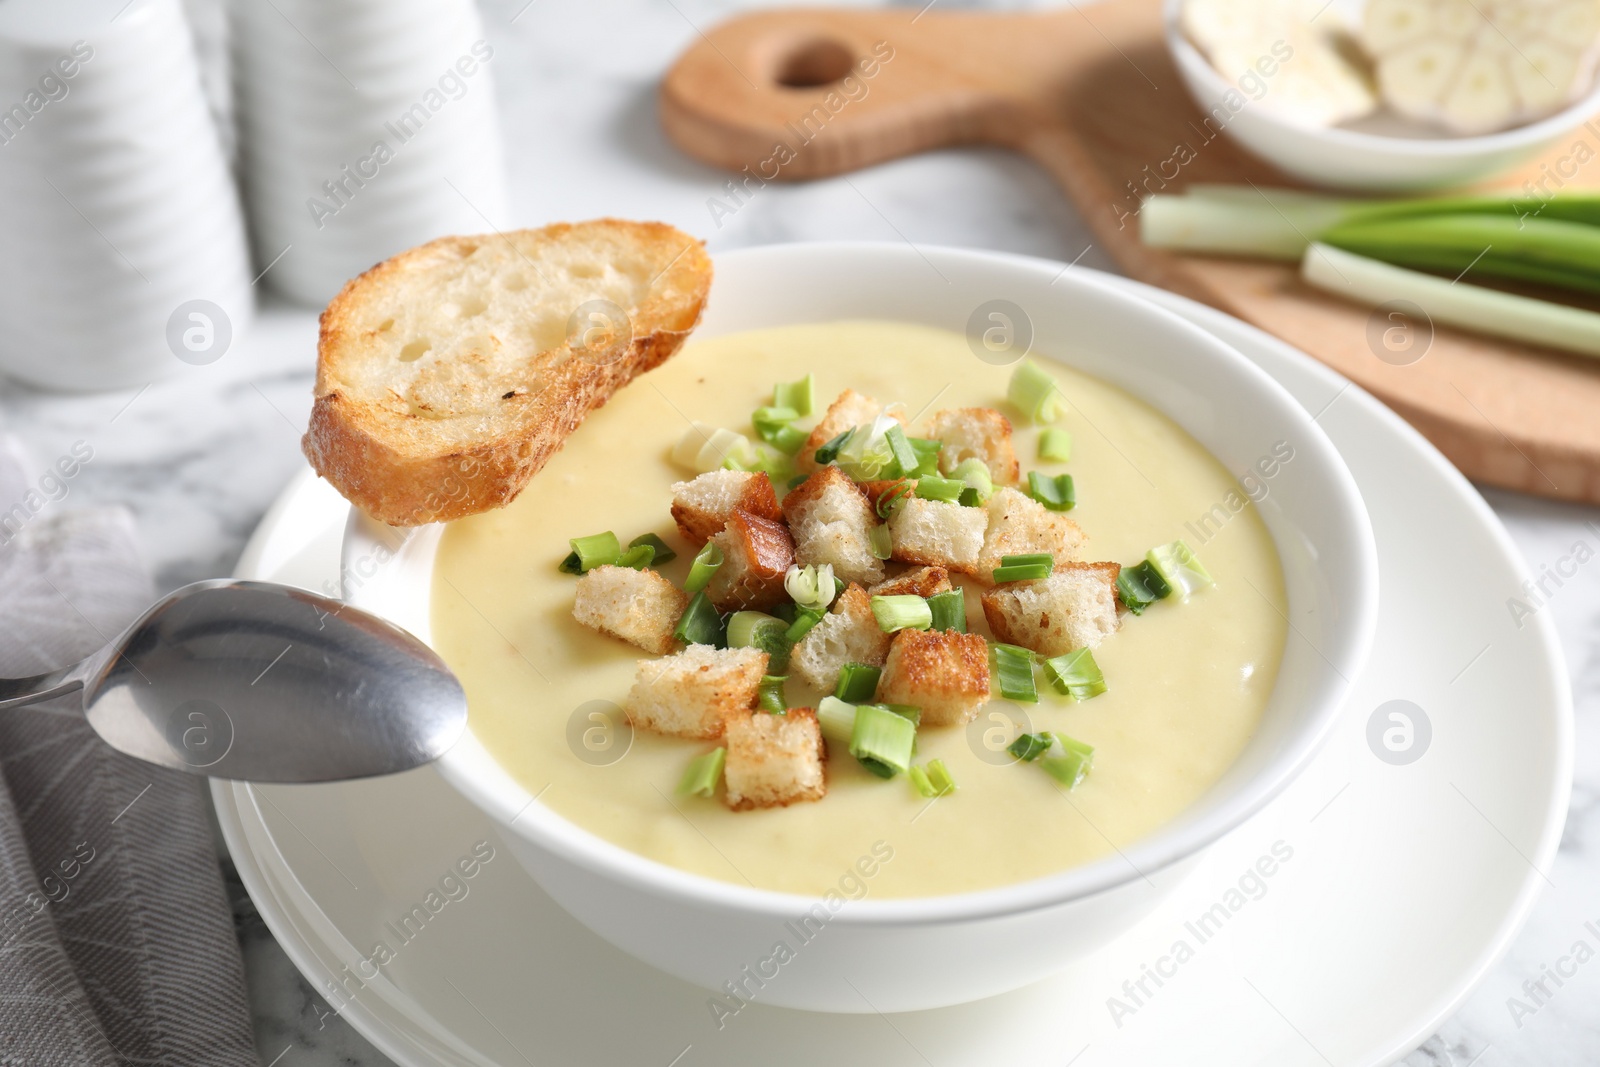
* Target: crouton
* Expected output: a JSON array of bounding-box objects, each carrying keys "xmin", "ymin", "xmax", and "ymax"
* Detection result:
[
  {"xmin": 981, "ymin": 562, "xmax": 1121, "ymax": 658},
  {"xmin": 670, "ymin": 470, "xmax": 782, "ymax": 546},
  {"xmin": 975, "ymin": 487, "xmax": 1088, "ymax": 577},
  {"xmin": 705, "ymin": 508, "xmax": 795, "ymax": 612},
  {"xmin": 796, "ymin": 389, "xmax": 905, "ymax": 474},
  {"xmin": 789, "ymin": 584, "xmax": 891, "ymax": 690},
  {"xmin": 876, "ymin": 630, "xmax": 991, "ymax": 727},
  {"xmin": 722, "ymin": 707, "xmax": 826, "ymax": 810},
  {"xmin": 924, "ymin": 408, "xmax": 1020, "ymax": 485},
  {"xmin": 887, "ymin": 497, "xmax": 986, "ymax": 573},
  {"xmin": 782, "ymin": 465, "xmax": 885, "ymax": 587},
  {"xmin": 624, "ymin": 645, "xmax": 768, "ymax": 739},
  {"xmin": 869, "ymin": 565, "xmax": 952, "ymax": 599},
  {"xmin": 571, "ymin": 565, "xmax": 687, "ymax": 655}
]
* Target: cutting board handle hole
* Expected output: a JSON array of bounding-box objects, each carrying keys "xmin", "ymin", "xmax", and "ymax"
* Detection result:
[{"xmin": 772, "ymin": 37, "xmax": 856, "ymax": 88}]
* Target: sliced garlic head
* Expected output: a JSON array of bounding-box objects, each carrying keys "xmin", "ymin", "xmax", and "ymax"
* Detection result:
[{"xmin": 1363, "ymin": 0, "xmax": 1600, "ymax": 134}]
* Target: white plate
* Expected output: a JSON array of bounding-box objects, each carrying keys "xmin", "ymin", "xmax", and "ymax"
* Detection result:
[{"xmin": 216, "ymin": 266, "xmax": 1572, "ymax": 1067}]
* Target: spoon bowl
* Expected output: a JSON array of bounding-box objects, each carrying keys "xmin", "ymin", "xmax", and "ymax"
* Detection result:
[{"xmin": 0, "ymin": 580, "xmax": 467, "ymax": 782}]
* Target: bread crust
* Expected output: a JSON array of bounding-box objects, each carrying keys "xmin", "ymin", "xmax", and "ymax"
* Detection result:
[{"xmin": 303, "ymin": 220, "xmax": 713, "ymax": 526}]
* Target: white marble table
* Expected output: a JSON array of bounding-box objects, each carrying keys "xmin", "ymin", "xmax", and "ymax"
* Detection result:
[{"xmin": 2, "ymin": 1, "xmax": 1596, "ymax": 1063}]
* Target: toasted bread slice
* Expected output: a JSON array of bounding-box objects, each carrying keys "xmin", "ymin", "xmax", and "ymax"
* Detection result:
[{"xmin": 304, "ymin": 219, "xmax": 712, "ymax": 525}]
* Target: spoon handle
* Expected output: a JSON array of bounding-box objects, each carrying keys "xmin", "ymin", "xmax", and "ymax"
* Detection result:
[{"xmin": 0, "ymin": 663, "xmax": 86, "ymax": 712}]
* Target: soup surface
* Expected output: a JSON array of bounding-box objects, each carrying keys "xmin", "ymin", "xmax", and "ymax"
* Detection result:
[{"xmin": 431, "ymin": 320, "xmax": 1287, "ymax": 897}]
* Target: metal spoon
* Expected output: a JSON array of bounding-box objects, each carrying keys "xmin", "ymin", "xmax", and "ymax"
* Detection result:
[{"xmin": 0, "ymin": 580, "xmax": 466, "ymax": 782}]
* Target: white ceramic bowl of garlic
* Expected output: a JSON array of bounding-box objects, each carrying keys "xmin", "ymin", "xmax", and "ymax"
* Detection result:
[{"xmin": 1165, "ymin": 0, "xmax": 1600, "ymax": 191}]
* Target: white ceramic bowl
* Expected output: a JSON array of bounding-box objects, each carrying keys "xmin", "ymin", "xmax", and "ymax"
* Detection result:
[
  {"xmin": 1164, "ymin": 0, "xmax": 1600, "ymax": 192},
  {"xmin": 343, "ymin": 242, "xmax": 1379, "ymax": 1013}
]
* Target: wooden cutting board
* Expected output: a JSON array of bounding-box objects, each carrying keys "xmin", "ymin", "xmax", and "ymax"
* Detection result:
[{"xmin": 660, "ymin": 0, "xmax": 1600, "ymax": 505}]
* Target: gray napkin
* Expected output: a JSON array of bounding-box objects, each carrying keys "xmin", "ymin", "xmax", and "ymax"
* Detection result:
[{"xmin": 0, "ymin": 438, "xmax": 258, "ymax": 1066}]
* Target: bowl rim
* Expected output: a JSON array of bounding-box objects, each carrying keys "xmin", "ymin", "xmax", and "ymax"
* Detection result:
[
  {"xmin": 1161, "ymin": 0, "xmax": 1600, "ymax": 158},
  {"xmin": 358, "ymin": 242, "xmax": 1381, "ymax": 927}
]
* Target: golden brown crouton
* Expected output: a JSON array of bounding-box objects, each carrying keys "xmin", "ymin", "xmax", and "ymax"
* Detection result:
[
  {"xmin": 975, "ymin": 487, "xmax": 1087, "ymax": 577},
  {"xmin": 782, "ymin": 465, "xmax": 885, "ymax": 587},
  {"xmin": 624, "ymin": 645, "xmax": 768, "ymax": 739},
  {"xmin": 789, "ymin": 584, "xmax": 892, "ymax": 690},
  {"xmin": 706, "ymin": 508, "xmax": 795, "ymax": 612},
  {"xmin": 876, "ymin": 630, "xmax": 991, "ymax": 727},
  {"xmin": 869, "ymin": 565, "xmax": 952, "ymax": 599},
  {"xmin": 670, "ymin": 470, "xmax": 782, "ymax": 546},
  {"xmin": 981, "ymin": 562, "xmax": 1121, "ymax": 658},
  {"xmin": 723, "ymin": 707, "xmax": 826, "ymax": 810},
  {"xmin": 887, "ymin": 497, "xmax": 986, "ymax": 574},
  {"xmin": 924, "ymin": 408, "xmax": 1020, "ymax": 485},
  {"xmin": 796, "ymin": 389, "xmax": 905, "ymax": 474},
  {"xmin": 571, "ymin": 565, "xmax": 687, "ymax": 655}
]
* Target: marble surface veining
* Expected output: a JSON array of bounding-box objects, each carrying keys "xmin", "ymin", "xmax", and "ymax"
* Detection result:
[{"xmin": 0, "ymin": 1, "xmax": 1596, "ymax": 1064}]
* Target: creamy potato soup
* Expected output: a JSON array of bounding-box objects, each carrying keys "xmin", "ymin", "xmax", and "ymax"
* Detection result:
[{"xmin": 431, "ymin": 321, "xmax": 1287, "ymax": 898}]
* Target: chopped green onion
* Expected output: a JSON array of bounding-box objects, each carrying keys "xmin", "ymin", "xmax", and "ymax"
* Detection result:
[
  {"xmin": 835, "ymin": 662, "xmax": 882, "ymax": 703},
  {"xmin": 616, "ymin": 543, "xmax": 655, "ymax": 569},
  {"xmin": 849, "ymin": 702, "xmax": 917, "ymax": 778},
  {"xmin": 1116, "ymin": 560, "xmax": 1171, "ymax": 615},
  {"xmin": 812, "ymin": 429, "xmax": 852, "ymax": 466},
  {"xmin": 758, "ymin": 674, "xmax": 788, "ymax": 713},
  {"xmin": 684, "ymin": 542, "xmax": 724, "ymax": 593},
  {"xmin": 909, "ymin": 758, "xmax": 956, "ymax": 798},
  {"xmin": 871, "ymin": 595, "xmax": 932, "ymax": 633},
  {"xmin": 869, "ymin": 523, "xmax": 893, "ymax": 560},
  {"xmin": 1039, "ymin": 733, "xmax": 1094, "ymax": 789},
  {"xmin": 1042, "ymin": 647, "xmax": 1106, "ymax": 701},
  {"xmin": 754, "ymin": 405, "xmax": 799, "ymax": 428},
  {"xmin": 817, "ymin": 695, "xmax": 857, "ymax": 747},
  {"xmin": 880, "ymin": 703, "xmax": 921, "ymax": 726},
  {"xmin": 1146, "ymin": 540, "xmax": 1213, "ymax": 600},
  {"xmin": 992, "ymin": 552, "xmax": 1054, "ymax": 583},
  {"xmin": 991, "ymin": 642, "xmax": 1039, "ymax": 702},
  {"xmin": 558, "ymin": 551, "xmax": 583, "ymax": 575},
  {"xmin": 678, "ymin": 747, "xmax": 726, "ymax": 797},
  {"xmin": 1038, "ymin": 428, "xmax": 1072, "ymax": 462},
  {"xmin": 958, "ymin": 487, "xmax": 981, "ymax": 506},
  {"xmin": 753, "ymin": 405, "xmax": 807, "ymax": 455},
  {"xmin": 773, "ymin": 373, "xmax": 815, "ymax": 417},
  {"xmin": 673, "ymin": 423, "xmax": 757, "ymax": 473},
  {"xmin": 836, "ymin": 415, "xmax": 900, "ymax": 480},
  {"xmin": 915, "ymin": 476, "xmax": 964, "ymax": 503},
  {"xmin": 785, "ymin": 606, "xmax": 825, "ymax": 643},
  {"xmin": 565, "ymin": 531, "xmax": 621, "ymax": 573},
  {"xmin": 885, "ymin": 424, "xmax": 920, "ymax": 480},
  {"xmin": 874, "ymin": 480, "xmax": 913, "ymax": 518},
  {"xmin": 731, "ymin": 442, "xmax": 797, "ymax": 484},
  {"xmin": 628, "ymin": 533, "xmax": 677, "ymax": 566},
  {"xmin": 949, "ymin": 457, "xmax": 993, "ymax": 503},
  {"xmin": 726, "ymin": 611, "xmax": 791, "ymax": 673},
  {"xmin": 1007, "ymin": 732, "xmax": 1052, "ymax": 762},
  {"xmin": 672, "ymin": 591, "xmax": 724, "ymax": 647},
  {"xmin": 1026, "ymin": 471, "xmax": 1075, "ymax": 512},
  {"xmin": 1008, "ymin": 359, "xmax": 1062, "ymax": 424},
  {"xmin": 926, "ymin": 589, "xmax": 967, "ymax": 632},
  {"xmin": 908, "ymin": 437, "xmax": 943, "ymax": 477},
  {"xmin": 784, "ymin": 563, "xmax": 837, "ymax": 611}
]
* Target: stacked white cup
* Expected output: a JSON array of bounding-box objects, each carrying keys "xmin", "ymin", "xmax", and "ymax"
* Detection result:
[
  {"xmin": 0, "ymin": 0, "xmax": 254, "ymax": 391},
  {"xmin": 231, "ymin": 0, "xmax": 508, "ymax": 306}
]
